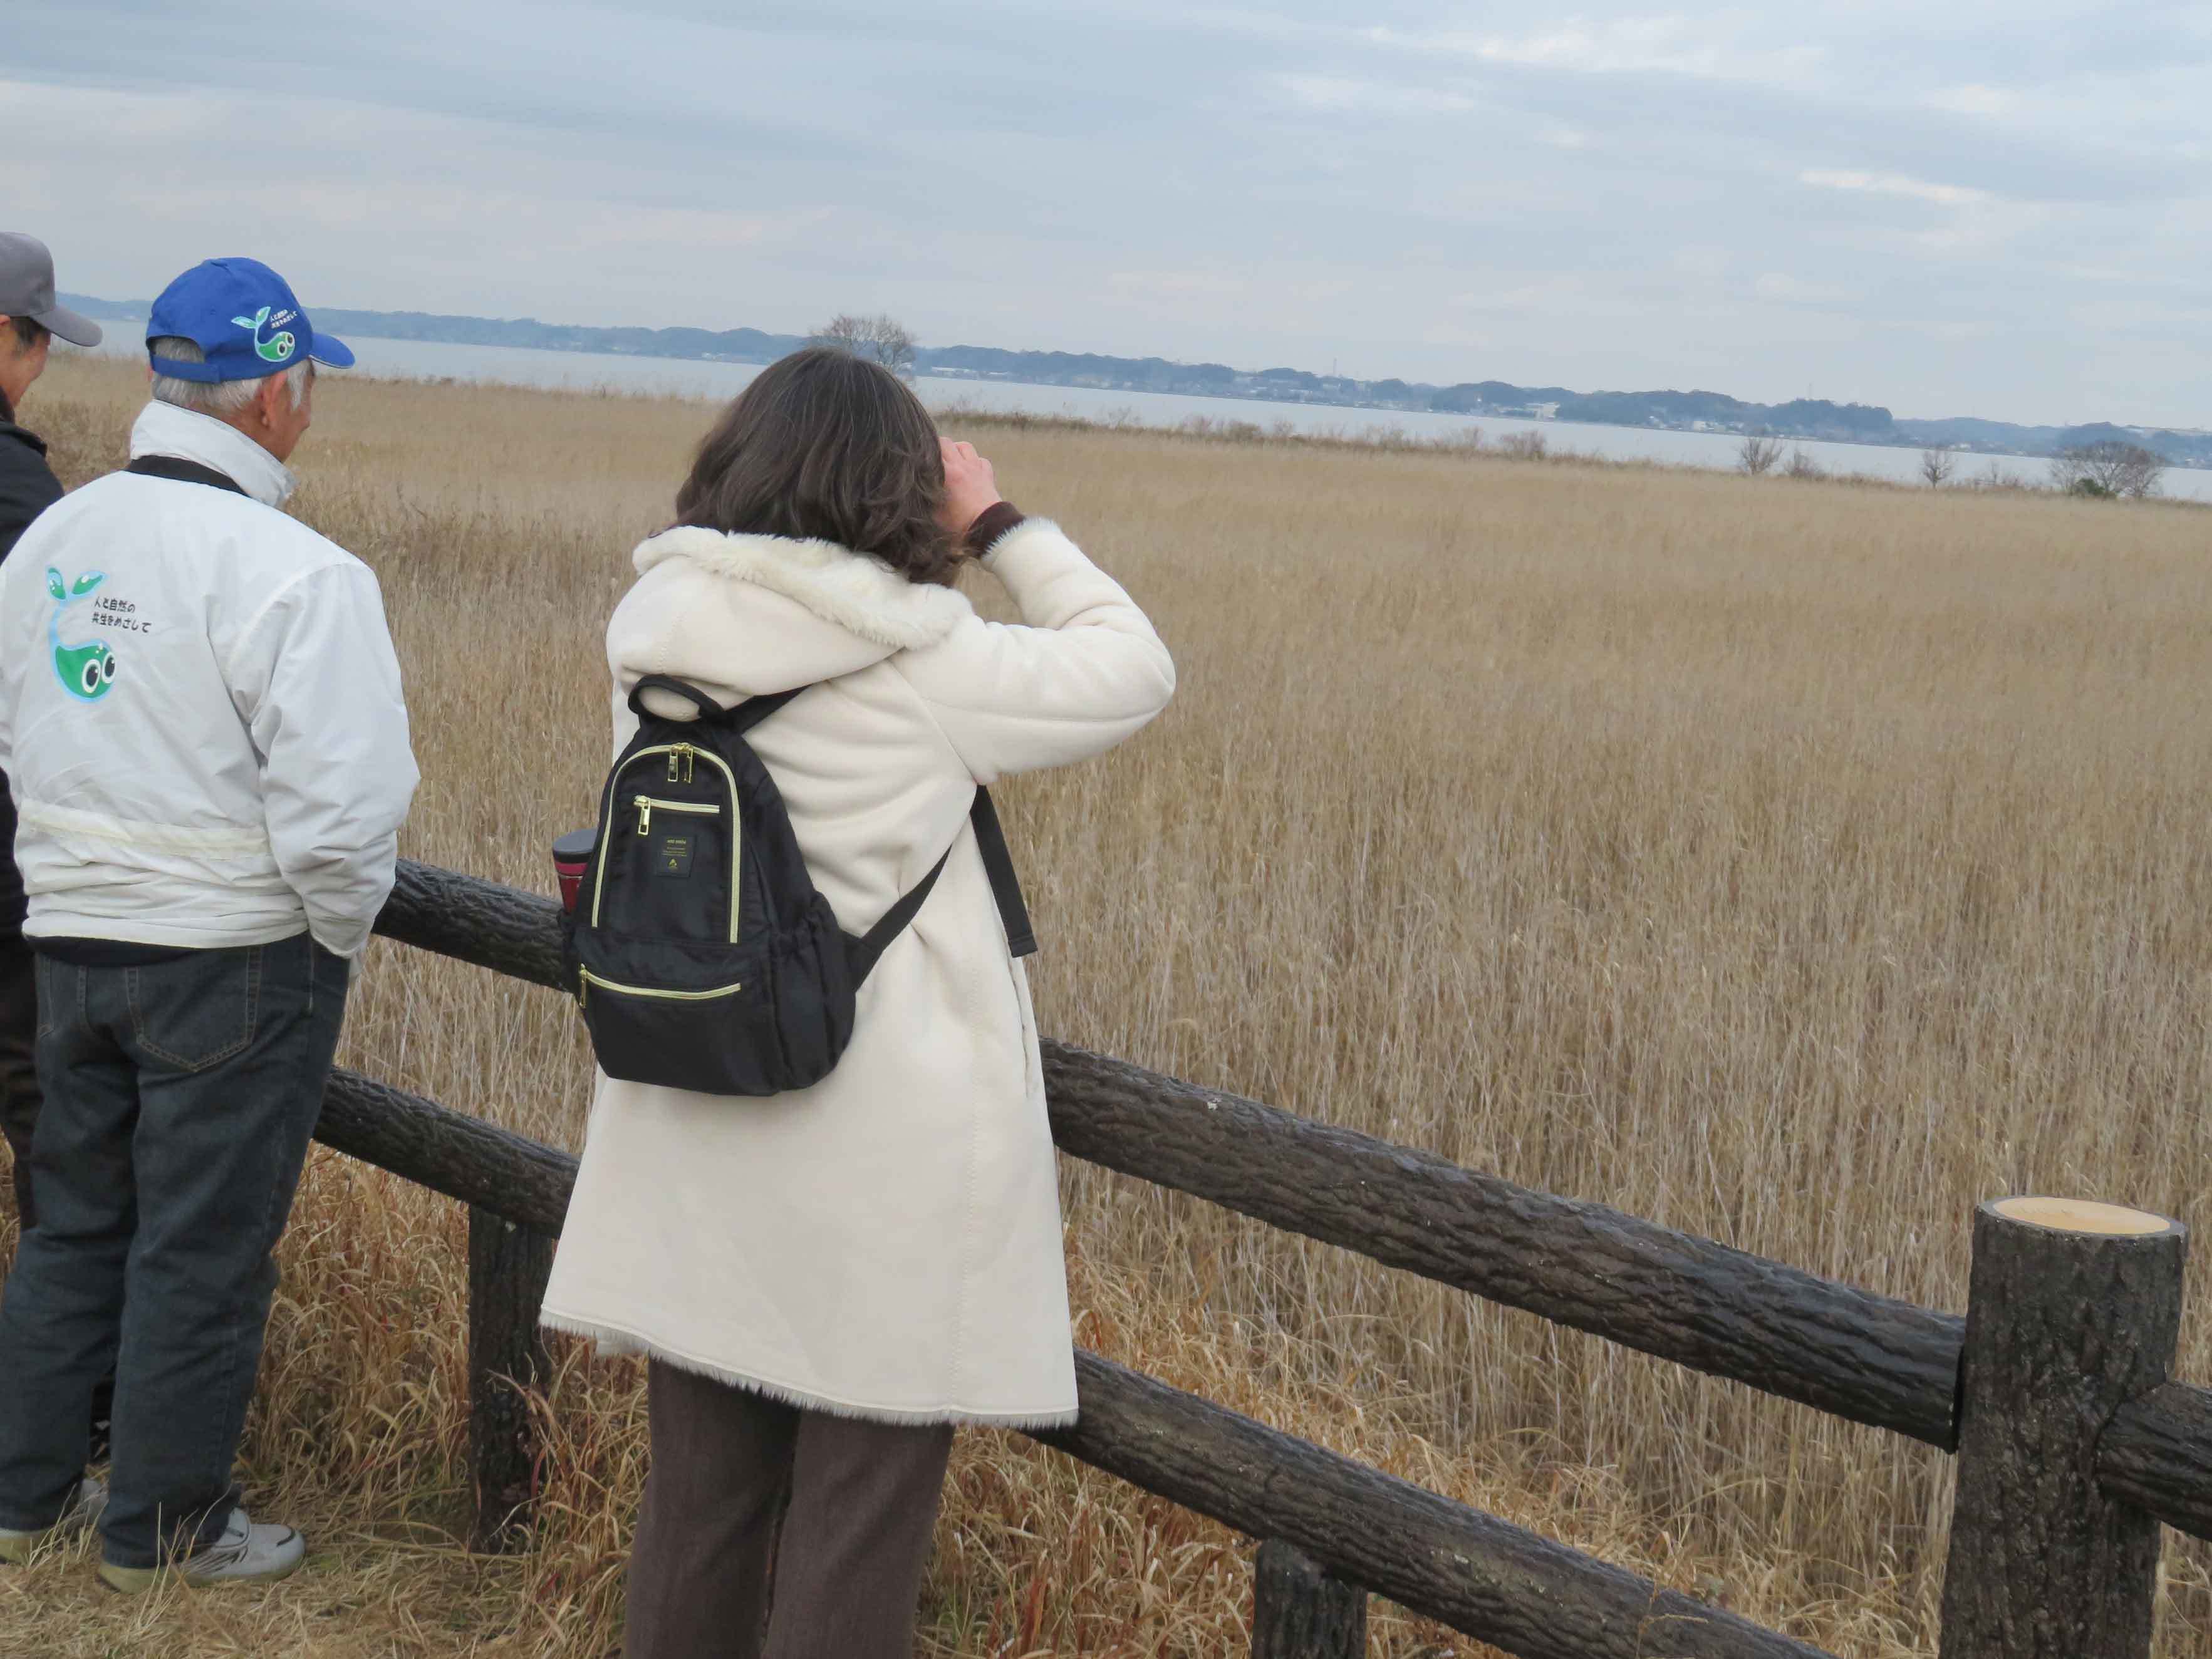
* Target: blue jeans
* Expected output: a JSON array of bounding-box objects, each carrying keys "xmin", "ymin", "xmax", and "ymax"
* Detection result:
[{"xmin": 0, "ymin": 933, "xmax": 347, "ymax": 1568}]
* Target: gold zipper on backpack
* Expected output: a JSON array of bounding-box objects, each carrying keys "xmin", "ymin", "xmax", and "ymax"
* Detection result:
[
  {"xmin": 579, "ymin": 967, "xmax": 744, "ymax": 1005},
  {"xmin": 632, "ymin": 795, "xmax": 721, "ymax": 835},
  {"xmin": 590, "ymin": 743, "xmax": 743, "ymax": 940}
]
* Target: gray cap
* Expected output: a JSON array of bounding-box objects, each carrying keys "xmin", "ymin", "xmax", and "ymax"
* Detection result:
[{"xmin": 0, "ymin": 233, "xmax": 102, "ymax": 348}]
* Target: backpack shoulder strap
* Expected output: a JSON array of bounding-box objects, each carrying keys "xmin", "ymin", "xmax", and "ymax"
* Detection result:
[
  {"xmin": 846, "ymin": 788, "xmax": 1038, "ymax": 983},
  {"xmin": 719, "ymin": 680, "xmax": 1040, "ymax": 975},
  {"xmin": 968, "ymin": 788, "xmax": 1037, "ymax": 958},
  {"xmin": 728, "ymin": 687, "xmax": 806, "ymax": 734},
  {"xmin": 848, "ymin": 845, "xmax": 953, "ymax": 982}
]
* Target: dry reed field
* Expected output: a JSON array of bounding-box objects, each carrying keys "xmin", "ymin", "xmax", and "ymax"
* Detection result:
[{"xmin": 4, "ymin": 351, "xmax": 2212, "ymax": 1657}]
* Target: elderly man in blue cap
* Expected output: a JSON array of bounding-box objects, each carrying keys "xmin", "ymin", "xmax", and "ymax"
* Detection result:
[{"xmin": 0, "ymin": 258, "xmax": 418, "ymax": 1592}]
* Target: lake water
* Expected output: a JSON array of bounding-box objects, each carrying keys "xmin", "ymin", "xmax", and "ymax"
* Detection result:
[{"xmin": 95, "ymin": 326, "xmax": 2212, "ymax": 502}]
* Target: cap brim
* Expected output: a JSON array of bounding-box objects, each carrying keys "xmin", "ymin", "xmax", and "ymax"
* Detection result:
[
  {"xmin": 308, "ymin": 331, "xmax": 355, "ymax": 369},
  {"xmin": 33, "ymin": 304, "xmax": 102, "ymax": 349}
]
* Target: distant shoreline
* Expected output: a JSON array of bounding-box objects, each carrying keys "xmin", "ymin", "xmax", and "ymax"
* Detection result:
[
  {"xmin": 62, "ymin": 293, "xmax": 2211, "ymax": 472},
  {"xmin": 51, "ymin": 331, "xmax": 2212, "ymax": 499}
]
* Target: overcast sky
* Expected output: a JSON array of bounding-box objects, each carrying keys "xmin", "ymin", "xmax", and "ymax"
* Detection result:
[{"xmin": 8, "ymin": 1, "xmax": 2208, "ymax": 425}]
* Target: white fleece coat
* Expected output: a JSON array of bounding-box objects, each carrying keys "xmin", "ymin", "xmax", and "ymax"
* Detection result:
[{"xmin": 540, "ymin": 517, "xmax": 1174, "ymax": 1425}]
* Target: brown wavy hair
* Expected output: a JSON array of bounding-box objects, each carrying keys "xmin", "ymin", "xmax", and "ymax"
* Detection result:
[{"xmin": 674, "ymin": 346, "xmax": 960, "ymax": 586}]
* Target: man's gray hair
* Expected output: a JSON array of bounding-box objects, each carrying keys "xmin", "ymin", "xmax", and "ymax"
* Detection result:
[{"xmin": 148, "ymin": 337, "xmax": 309, "ymax": 417}]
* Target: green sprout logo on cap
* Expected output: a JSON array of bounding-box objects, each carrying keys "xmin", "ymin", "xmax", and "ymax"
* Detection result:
[
  {"xmin": 231, "ymin": 304, "xmax": 297, "ymax": 363},
  {"xmin": 46, "ymin": 569, "xmax": 116, "ymax": 701}
]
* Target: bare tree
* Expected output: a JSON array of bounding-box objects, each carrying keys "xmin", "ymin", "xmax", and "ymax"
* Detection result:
[
  {"xmin": 2048, "ymin": 440, "xmax": 2164, "ymax": 499},
  {"xmin": 1919, "ymin": 447, "xmax": 1955, "ymax": 488},
  {"xmin": 1738, "ymin": 434, "xmax": 1784, "ymax": 476},
  {"xmin": 812, "ymin": 313, "xmax": 918, "ymax": 375},
  {"xmin": 1497, "ymin": 430, "xmax": 1549, "ymax": 460},
  {"xmin": 1784, "ymin": 446, "xmax": 1824, "ymax": 479}
]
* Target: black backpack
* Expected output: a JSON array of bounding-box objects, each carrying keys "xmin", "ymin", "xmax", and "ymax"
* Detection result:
[{"xmin": 564, "ymin": 673, "xmax": 1036, "ymax": 1096}]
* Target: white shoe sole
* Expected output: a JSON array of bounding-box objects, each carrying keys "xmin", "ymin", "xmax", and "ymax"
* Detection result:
[
  {"xmin": 0, "ymin": 1487, "xmax": 105, "ymax": 1566},
  {"xmin": 98, "ymin": 1549, "xmax": 304, "ymax": 1594}
]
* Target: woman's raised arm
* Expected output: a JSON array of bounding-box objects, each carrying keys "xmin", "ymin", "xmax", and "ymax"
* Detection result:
[{"xmin": 899, "ymin": 509, "xmax": 1176, "ymax": 784}]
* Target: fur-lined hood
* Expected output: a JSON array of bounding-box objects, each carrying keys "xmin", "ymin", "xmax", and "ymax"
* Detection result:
[
  {"xmin": 613, "ymin": 526, "xmax": 978, "ymax": 700},
  {"xmin": 634, "ymin": 526, "xmax": 972, "ymax": 651}
]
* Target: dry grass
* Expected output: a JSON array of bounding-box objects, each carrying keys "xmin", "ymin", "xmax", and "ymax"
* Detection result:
[{"xmin": 5, "ymin": 351, "xmax": 2212, "ymax": 1656}]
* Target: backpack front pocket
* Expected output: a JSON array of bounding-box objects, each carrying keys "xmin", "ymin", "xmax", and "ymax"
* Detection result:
[
  {"xmin": 590, "ymin": 746, "xmax": 742, "ymax": 945},
  {"xmin": 575, "ymin": 934, "xmax": 786, "ymax": 1095}
]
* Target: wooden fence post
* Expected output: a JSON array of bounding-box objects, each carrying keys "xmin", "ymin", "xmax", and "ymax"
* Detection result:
[
  {"xmin": 1938, "ymin": 1196, "xmax": 2185, "ymax": 1659},
  {"xmin": 1254, "ymin": 1538, "xmax": 1366, "ymax": 1658},
  {"xmin": 468, "ymin": 1204, "xmax": 555, "ymax": 1552}
]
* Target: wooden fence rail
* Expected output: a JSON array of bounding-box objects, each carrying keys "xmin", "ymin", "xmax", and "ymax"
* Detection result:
[
  {"xmin": 314, "ymin": 1066, "xmax": 1832, "ymax": 1659},
  {"xmin": 341, "ymin": 857, "xmax": 2212, "ymax": 1655}
]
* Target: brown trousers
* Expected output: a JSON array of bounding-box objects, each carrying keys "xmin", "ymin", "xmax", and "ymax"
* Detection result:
[{"xmin": 625, "ymin": 1360, "xmax": 955, "ymax": 1659}]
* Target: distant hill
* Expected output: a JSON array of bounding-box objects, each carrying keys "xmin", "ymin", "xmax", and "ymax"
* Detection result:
[
  {"xmin": 1891, "ymin": 415, "xmax": 2209, "ymax": 461},
  {"xmin": 63, "ymin": 293, "xmax": 2210, "ymax": 467},
  {"xmin": 63, "ymin": 295, "xmax": 811, "ymax": 371}
]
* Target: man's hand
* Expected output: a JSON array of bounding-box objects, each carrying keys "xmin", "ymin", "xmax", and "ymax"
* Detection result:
[{"xmin": 938, "ymin": 438, "xmax": 1002, "ymax": 536}]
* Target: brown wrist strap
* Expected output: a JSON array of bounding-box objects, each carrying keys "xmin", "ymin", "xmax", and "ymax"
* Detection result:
[{"xmin": 963, "ymin": 500, "xmax": 1026, "ymax": 556}]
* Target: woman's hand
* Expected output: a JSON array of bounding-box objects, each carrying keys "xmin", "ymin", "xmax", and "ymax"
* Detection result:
[{"xmin": 938, "ymin": 439, "xmax": 1003, "ymax": 536}]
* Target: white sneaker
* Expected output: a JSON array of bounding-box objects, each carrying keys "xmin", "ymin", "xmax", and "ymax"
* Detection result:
[
  {"xmin": 97, "ymin": 1505, "xmax": 306, "ymax": 1594},
  {"xmin": 0, "ymin": 1477, "xmax": 107, "ymax": 1564}
]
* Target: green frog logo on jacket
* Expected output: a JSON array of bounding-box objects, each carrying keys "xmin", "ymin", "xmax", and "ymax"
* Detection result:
[{"xmin": 46, "ymin": 569, "xmax": 117, "ymax": 700}]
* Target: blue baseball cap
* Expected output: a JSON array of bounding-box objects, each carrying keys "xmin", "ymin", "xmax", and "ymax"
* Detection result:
[{"xmin": 144, "ymin": 257, "xmax": 355, "ymax": 383}]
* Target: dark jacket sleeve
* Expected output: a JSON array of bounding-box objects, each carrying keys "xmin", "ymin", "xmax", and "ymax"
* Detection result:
[
  {"xmin": 0, "ymin": 423, "xmax": 60, "ymax": 935},
  {"xmin": 0, "ymin": 424, "xmax": 63, "ymax": 563}
]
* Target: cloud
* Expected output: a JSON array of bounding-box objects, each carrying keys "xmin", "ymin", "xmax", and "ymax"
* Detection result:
[
  {"xmin": 1753, "ymin": 273, "xmax": 1861, "ymax": 306},
  {"xmin": 1800, "ymin": 169, "xmax": 1995, "ymax": 208},
  {"xmin": 1106, "ymin": 269, "xmax": 1251, "ymax": 301},
  {"xmin": 1926, "ymin": 83, "xmax": 2015, "ymax": 117},
  {"xmin": 6, "ymin": 0, "xmax": 2211, "ymax": 427},
  {"xmin": 1272, "ymin": 74, "xmax": 1477, "ymax": 115},
  {"xmin": 1368, "ymin": 13, "xmax": 1827, "ymax": 88}
]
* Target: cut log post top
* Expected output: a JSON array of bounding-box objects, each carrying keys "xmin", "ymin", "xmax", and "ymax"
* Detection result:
[
  {"xmin": 1938, "ymin": 1195, "xmax": 2186, "ymax": 1659},
  {"xmin": 1985, "ymin": 1195, "xmax": 2178, "ymax": 1239}
]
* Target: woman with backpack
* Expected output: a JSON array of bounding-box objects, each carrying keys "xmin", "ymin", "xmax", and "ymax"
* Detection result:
[{"xmin": 540, "ymin": 346, "xmax": 1176, "ymax": 1659}]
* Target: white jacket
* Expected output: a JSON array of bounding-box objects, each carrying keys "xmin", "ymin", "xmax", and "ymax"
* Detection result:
[
  {"xmin": 0, "ymin": 402, "xmax": 418, "ymax": 957},
  {"xmin": 541, "ymin": 517, "xmax": 1174, "ymax": 1425}
]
